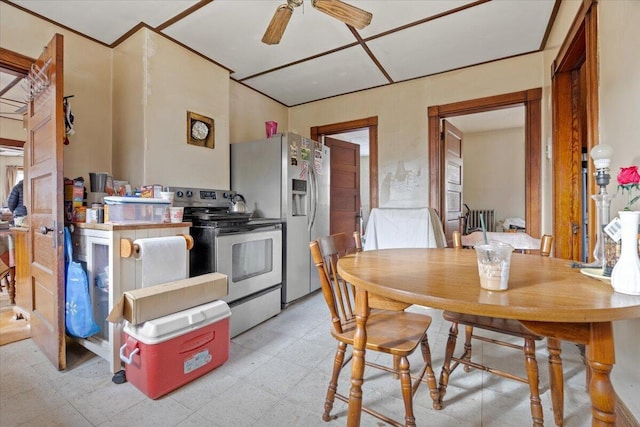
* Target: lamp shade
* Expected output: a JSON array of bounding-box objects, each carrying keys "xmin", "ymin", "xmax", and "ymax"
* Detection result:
[{"xmin": 590, "ymin": 143, "xmax": 613, "ymax": 169}]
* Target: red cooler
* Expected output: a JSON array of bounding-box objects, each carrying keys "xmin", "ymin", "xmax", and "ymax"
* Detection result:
[{"xmin": 120, "ymin": 300, "xmax": 231, "ymax": 399}]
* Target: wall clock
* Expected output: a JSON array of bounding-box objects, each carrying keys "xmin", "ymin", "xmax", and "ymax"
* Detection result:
[{"xmin": 187, "ymin": 111, "xmax": 215, "ymax": 149}]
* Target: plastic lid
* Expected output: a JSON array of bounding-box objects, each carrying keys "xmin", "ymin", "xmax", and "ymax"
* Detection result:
[{"xmin": 104, "ymin": 196, "xmax": 171, "ymax": 205}]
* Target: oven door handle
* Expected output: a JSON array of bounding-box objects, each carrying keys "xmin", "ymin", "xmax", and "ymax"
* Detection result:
[{"xmin": 216, "ymin": 225, "xmax": 281, "ymax": 236}]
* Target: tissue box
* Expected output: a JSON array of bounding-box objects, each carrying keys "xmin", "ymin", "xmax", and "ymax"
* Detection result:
[
  {"xmin": 121, "ymin": 300, "xmax": 231, "ymax": 399},
  {"xmin": 106, "ymin": 273, "xmax": 228, "ymax": 325}
]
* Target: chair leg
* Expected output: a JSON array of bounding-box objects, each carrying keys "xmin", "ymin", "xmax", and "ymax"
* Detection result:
[
  {"xmin": 398, "ymin": 356, "xmax": 416, "ymax": 427},
  {"xmin": 523, "ymin": 338, "xmax": 544, "ymax": 427},
  {"xmin": 547, "ymin": 338, "xmax": 564, "ymax": 426},
  {"xmin": 462, "ymin": 325, "xmax": 473, "ymax": 373},
  {"xmin": 8, "ymin": 266, "xmax": 15, "ymax": 305},
  {"xmin": 323, "ymin": 342, "xmax": 347, "ymax": 422},
  {"xmin": 418, "ymin": 335, "xmax": 440, "ymax": 409},
  {"xmin": 437, "ymin": 321, "xmax": 459, "ymax": 408},
  {"xmin": 393, "ymin": 355, "xmax": 400, "ymax": 379}
]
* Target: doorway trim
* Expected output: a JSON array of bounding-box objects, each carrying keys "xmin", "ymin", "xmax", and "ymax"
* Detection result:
[
  {"xmin": 551, "ymin": 0, "xmax": 598, "ymax": 261},
  {"xmin": 311, "ymin": 116, "xmax": 379, "ymax": 208},
  {"xmin": 428, "ymin": 89, "xmax": 542, "ymax": 237}
]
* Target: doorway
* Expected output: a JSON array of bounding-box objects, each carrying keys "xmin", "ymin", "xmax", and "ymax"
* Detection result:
[
  {"xmin": 311, "ymin": 116, "xmax": 379, "ymax": 236},
  {"xmin": 428, "ymin": 89, "xmax": 542, "ymax": 241}
]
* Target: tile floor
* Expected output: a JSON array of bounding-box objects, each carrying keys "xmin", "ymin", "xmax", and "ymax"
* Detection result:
[{"xmin": 0, "ymin": 291, "xmax": 592, "ymax": 427}]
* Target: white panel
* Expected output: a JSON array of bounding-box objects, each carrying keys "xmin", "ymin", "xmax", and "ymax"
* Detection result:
[
  {"xmin": 12, "ymin": 0, "xmax": 199, "ymax": 44},
  {"xmin": 243, "ymin": 46, "xmax": 389, "ymax": 106},
  {"xmin": 368, "ymin": 0, "xmax": 556, "ymax": 82},
  {"xmin": 357, "ymin": 0, "xmax": 477, "ymax": 37}
]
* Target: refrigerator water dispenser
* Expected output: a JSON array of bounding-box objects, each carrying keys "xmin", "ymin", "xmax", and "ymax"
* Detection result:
[{"xmin": 292, "ymin": 179, "xmax": 307, "ymax": 216}]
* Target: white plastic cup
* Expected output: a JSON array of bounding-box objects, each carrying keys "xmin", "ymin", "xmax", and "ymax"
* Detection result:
[
  {"xmin": 474, "ymin": 240, "xmax": 514, "ymax": 291},
  {"xmin": 169, "ymin": 206, "xmax": 184, "ymax": 223}
]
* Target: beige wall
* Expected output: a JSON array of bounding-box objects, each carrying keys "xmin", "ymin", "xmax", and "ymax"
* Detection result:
[
  {"xmin": 598, "ymin": 0, "xmax": 640, "ymax": 417},
  {"xmin": 113, "ymin": 29, "xmax": 231, "ymax": 190},
  {"xmin": 0, "ymin": 3, "xmax": 113, "ymax": 183},
  {"xmin": 229, "ymin": 81, "xmax": 288, "ymax": 144},
  {"xmin": 289, "ymin": 53, "xmax": 546, "ymax": 211},
  {"xmin": 0, "ymin": 118, "xmax": 26, "ymax": 141},
  {"xmin": 463, "ymin": 127, "xmax": 526, "ymax": 225},
  {"xmin": 112, "ymin": 29, "xmax": 146, "ymax": 188}
]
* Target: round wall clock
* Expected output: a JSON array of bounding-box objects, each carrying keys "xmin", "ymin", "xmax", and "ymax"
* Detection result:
[
  {"xmin": 187, "ymin": 111, "xmax": 215, "ymax": 149},
  {"xmin": 191, "ymin": 120, "xmax": 209, "ymax": 140}
]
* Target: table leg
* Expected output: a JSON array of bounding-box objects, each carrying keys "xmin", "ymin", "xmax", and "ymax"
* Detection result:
[
  {"xmin": 520, "ymin": 320, "xmax": 618, "ymax": 427},
  {"xmin": 587, "ymin": 322, "xmax": 616, "ymax": 427},
  {"xmin": 347, "ymin": 288, "xmax": 369, "ymax": 427}
]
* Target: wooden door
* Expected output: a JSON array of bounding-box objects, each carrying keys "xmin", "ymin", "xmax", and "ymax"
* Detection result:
[
  {"xmin": 551, "ymin": 1, "xmax": 598, "ymax": 261},
  {"xmin": 443, "ymin": 120, "xmax": 463, "ymax": 246},
  {"xmin": 326, "ymin": 137, "xmax": 360, "ymax": 236},
  {"xmin": 26, "ymin": 34, "xmax": 66, "ymax": 370}
]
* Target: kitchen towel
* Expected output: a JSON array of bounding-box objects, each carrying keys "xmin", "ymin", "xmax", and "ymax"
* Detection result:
[{"xmin": 134, "ymin": 236, "xmax": 188, "ymax": 288}]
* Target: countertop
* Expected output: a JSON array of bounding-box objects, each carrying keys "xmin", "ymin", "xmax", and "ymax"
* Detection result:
[{"xmin": 71, "ymin": 222, "xmax": 191, "ymax": 231}]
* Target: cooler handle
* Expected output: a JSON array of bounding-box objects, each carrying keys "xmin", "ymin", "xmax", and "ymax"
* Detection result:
[{"xmin": 120, "ymin": 342, "xmax": 140, "ymax": 365}]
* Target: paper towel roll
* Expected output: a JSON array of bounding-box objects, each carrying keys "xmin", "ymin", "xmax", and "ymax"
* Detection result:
[{"xmin": 134, "ymin": 236, "xmax": 188, "ymax": 287}]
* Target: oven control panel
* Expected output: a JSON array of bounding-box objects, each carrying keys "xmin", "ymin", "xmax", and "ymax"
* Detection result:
[{"xmin": 166, "ymin": 187, "xmax": 235, "ymax": 208}]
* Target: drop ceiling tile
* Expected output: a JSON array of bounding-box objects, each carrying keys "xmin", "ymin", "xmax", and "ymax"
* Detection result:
[
  {"xmin": 357, "ymin": 0, "xmax": 477, "ymax": 37},
  {"xmin": 367, "ymin": 0, "xmax": 556, "ymax": 82},
  {"xmin": 163, "ymin": 0, "xmax": 356, "ymax": 80},
  {"xmin": 12, "ymin": 0, "xmax": 199, "ymax": 44},
  {"xmin": 243, "ymin": 46, "xmax": 388, "ymax": 106}
]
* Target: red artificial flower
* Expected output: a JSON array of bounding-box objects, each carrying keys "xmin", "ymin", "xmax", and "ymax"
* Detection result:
[
  {"xmin": 617, "ymin": 166, "xmax": 640, "ymax": 210},
  {"xmin": 617, "ymin": 166, "xmax": 640, "ymax": 186}
]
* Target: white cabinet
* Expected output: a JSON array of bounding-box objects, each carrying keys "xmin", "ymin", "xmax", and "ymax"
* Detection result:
[{"xmin": 71, "ymin": 222, "xmax": 191, "ymax": 373}]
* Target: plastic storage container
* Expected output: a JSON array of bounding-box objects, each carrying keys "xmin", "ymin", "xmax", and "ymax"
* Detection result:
[
  {"xmin": 103, "ymin": 196, "xmax": 170, "ymax": 224},
  {"xmin": 120, "ymin": 300, "xmax": 231, "ymax": 399}
]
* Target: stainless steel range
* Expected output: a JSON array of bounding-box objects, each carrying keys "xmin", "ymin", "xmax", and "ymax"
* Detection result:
[{"xmin": 167, "ymin": 186, "xmax": 283, "ymax": 338}]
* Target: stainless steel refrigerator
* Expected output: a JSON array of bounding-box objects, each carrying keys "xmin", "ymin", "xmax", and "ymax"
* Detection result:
[{"xmin": 231, "ymin": 132, "xmax": 330, "ymax": 306}]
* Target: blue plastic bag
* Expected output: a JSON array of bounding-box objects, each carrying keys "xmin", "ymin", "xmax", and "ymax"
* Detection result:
[{"xmin": 64, "ymin": 227, "xmax": 100, "ymax": 338}]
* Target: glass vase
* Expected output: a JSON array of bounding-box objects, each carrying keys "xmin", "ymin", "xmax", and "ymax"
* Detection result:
[{"xmin": 610, "ymin": 211, "xmax": 640, "ymax": 295}]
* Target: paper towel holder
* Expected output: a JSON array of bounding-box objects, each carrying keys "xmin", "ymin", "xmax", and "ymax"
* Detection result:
[{"xmin": 120, "ymin": 234, "xmax": 194, "ymax": 258}]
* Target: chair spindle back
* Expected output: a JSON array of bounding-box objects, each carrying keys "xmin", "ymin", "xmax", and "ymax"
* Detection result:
[{"xmin": 309, "ymin": 232, "xmax": 361, "ymax": 335}]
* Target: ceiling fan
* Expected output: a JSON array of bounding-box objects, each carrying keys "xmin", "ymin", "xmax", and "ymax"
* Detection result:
[{"xmin": 262, "ymin": 0, "xmax": 373, "ymax": 45}]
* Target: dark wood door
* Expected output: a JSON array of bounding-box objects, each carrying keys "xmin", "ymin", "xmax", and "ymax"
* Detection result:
[
  {"xmin": 326, "ymin": 137, "xmax": 360, "ymax": 236},
  {"xmin": 26, "ymin": 34, "xmax": 66, "ymax": 370},
  {"xmin": 443, "ymin": 120, "xmax": 463, "ymax": 246}
]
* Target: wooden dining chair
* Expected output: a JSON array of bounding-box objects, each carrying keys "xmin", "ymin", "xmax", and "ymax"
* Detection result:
[
  {"xmin": 309, "ymin": 232, "xmax": 439, "ymax": 427},
  {"xmin": 438, "ymin": 231, "xmax": 563, "ymax": 427}
]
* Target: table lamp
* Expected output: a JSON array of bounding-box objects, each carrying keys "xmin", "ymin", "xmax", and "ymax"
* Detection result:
[{"xmin": 590, "ymin": 143, "xmax": 614, "ymax": 267}]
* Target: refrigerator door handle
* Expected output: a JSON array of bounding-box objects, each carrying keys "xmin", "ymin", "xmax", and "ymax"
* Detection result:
[{"xmin": 308, "ymin": 167, "xmax": 318, "ymax": 232}]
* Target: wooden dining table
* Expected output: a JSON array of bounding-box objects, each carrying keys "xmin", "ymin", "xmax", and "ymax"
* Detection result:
[{"xmin": 337, "ymin": 248, "xmax": 640, "ymax": 427}]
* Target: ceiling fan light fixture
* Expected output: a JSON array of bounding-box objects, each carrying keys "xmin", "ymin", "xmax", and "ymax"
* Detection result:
[
  {"xmin": 262, "ymin": 4, "xmax": 294, "ymax": 45},
  {"xmin": 311, "ymin": 0, "xmax": 372, "ymax": 30}
]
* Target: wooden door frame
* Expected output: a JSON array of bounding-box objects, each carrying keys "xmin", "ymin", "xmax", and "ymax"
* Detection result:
[
  {"xmin": 1, "ymin": 47, "xmax": 32, "ymax": 149},
  {"xmin": 311, "ymin": 116, "xmax": 379, "ymax": 208},
  {"xmin": 429, "ymin": 89, "xmax": 542, "ymax": 238},
  {"xmin": 551, "ymin": 0, "xmax": 599, "ymax": 261}
]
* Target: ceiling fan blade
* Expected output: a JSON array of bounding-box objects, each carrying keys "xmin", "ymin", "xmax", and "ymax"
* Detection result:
[
  {"xmin": 262, "ymin": 5, "xmax": 293, "ymax": 45},
  {"xmin": 312, "ymin": 0, "xmax": 372, "ymax": 30}
]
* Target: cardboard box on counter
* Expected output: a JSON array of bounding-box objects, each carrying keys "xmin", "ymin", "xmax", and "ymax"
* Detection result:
[{"xmin": 107, "ymin": 273, "xmax": 228, "ymax": 325}]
